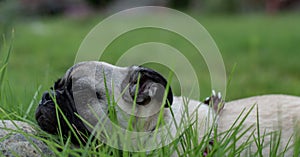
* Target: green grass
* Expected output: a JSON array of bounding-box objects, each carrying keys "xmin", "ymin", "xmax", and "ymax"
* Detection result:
[
  {"xmin": 3, "ymin": 13, "xmax": 300, "ymax": 108},
  {"xmin": 0, "ymin": 13, "xmax": 300, "ymax": 156}
]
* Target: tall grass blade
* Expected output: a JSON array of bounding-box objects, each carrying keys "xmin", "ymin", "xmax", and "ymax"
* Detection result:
[
  {"xmin": 23, "ymin": 85, "xmax": 42, "ymax": 119},
  {"xmin": 0, "ymin": 31, "xmax": 13, "ymax": 96},
  {"xmin": 225, "ymin": 63, "xmax": 237, "ymax": 100},
  {"xmin": 254, "ymin": 105, "xmax": 264, "ymax": 157}
]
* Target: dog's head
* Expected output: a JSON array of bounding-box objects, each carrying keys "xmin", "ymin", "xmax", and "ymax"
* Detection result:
[{"xmin": 35, "ymin": 61, "xmax": 173, "ymax": 144}]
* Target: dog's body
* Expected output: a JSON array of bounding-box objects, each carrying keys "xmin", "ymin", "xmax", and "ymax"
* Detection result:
[{"xmin": 218, "ymin": 95, "xmax": 300, "ymax": 156}]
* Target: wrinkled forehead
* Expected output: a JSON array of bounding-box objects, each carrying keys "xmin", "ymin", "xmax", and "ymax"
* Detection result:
[
  {"xmin": 62, "ymin": 61, "xmax": 133, "ymax": 90},
  {"xmin": 66, "ymin": 62, "xmax": 130, "ymax": 79}
]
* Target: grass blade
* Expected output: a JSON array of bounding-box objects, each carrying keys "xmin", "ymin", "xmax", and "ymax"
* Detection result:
[{"xmin": 0, "ymin": 32, "xmax": 13, "ymax": 96}]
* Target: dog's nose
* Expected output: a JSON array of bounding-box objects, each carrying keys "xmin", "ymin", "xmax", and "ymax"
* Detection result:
[
  {"xmin": 40, "ymin": 91, "xmax": 55, "ymax": 105},
  {"xmin": 42, "ymin": 92, "xmax": 51, "ymax": 100}
]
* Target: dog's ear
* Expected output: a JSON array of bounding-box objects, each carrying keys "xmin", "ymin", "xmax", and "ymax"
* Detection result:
[
  {"xmin": 139, "ymin": 67, "xmax": 173, "ymax": 108},
  {"xmin": 127, "ymin": 67, "xmax": 173, "ymax": 108}
]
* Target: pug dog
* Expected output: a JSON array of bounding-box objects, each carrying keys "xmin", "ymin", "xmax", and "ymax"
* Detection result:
[{"xmin": 35, "ymin": 61, "xmax": 224, "ymax": 153}]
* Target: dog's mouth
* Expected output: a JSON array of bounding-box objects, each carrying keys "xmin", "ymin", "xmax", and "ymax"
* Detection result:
[
  {"xmin": 36, "ymin": 84, "xmax": 91, "ymax": 143},
  {"xmin": 35, "ymin": 92, "xmax": 58, "ymax": 134}
]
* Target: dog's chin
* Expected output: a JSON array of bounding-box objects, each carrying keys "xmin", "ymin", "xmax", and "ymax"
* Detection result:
[{"xmin": 35, "ymin": 101, "xmax": 58, "ymax": 134}]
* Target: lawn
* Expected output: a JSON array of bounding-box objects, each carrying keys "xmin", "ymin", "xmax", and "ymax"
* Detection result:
[
  {"xmin": 2, "ymin": 13, "xmax": 299, "ymax": 117},
  {"xmin": 0, "ymin": 12, "xmax": 300, "ymax": 156}
]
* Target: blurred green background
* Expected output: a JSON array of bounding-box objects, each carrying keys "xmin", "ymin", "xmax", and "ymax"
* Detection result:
[{"xmin": 0, "ymin": 0, "xmax": 300, "ymax": 117}]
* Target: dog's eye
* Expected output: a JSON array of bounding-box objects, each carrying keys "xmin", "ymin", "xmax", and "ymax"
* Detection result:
[{"xmin": 96, "ymin": 92, "xmax": 102, "ymax": 100}]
